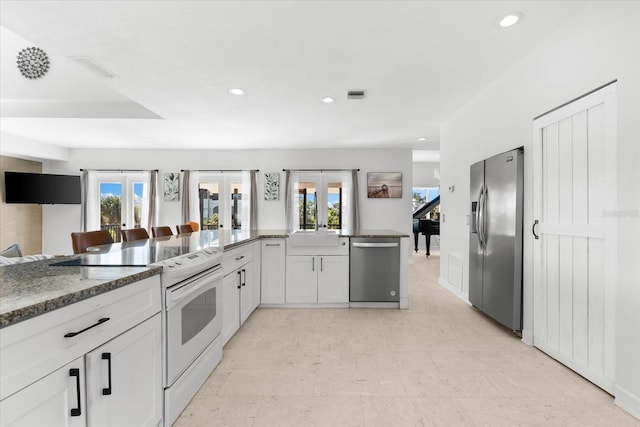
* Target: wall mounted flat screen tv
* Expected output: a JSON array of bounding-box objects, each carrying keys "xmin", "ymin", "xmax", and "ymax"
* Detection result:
[{"xmin": 4, "ymin": 172, "xmax": 81, "ymax": 204}]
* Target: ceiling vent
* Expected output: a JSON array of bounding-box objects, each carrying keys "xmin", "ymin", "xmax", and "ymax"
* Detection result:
[
  {"xmin": 346, "ymin": 90, "xmax": 366, "ymax": 100},
  {"xmin": 69, "ymin": 56, "xmax": 117, "ymax": 79}
]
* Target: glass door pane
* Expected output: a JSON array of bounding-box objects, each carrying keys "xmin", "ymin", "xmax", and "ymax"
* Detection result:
[
  {"xmin": 199, "ymin": 183, "xmax": 220, "ymax": 230},
  {"xmin": 298, "ymin": 182, "xmax": 317, "ymax": 230},
  {"xmin": 100, "ymin": 182, "xmax": 122, "ymax": 242},
  {"xmin": 230, "ymin": 182, "xmax": 242, "ymax": 230},
  {"xmin": 132, "ymin": 182, "xmax": 145, "ymax": 228},
  {"xmin": 327, "ymin": 182, "xmax": 342, "ymax": 230}
]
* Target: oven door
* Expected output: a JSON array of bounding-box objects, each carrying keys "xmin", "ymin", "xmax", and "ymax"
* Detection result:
[{"xmin": 165, "ymin": 265, "xmax": 223, "ymax": 386}]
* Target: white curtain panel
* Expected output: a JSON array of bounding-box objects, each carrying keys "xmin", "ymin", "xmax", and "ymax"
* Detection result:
[
  {"xmin": 147, "ymin": 170, "xmax": 158, "ymax": 230},
  {"xmin": 250, "ymin": 170, "xmax": 258, "ymax": 231},
  {"xmin": 351, "ymin": 169, "xmax": 360, "ymax": 231},
  {"xmin": 285, "ymin": 171, "xmax": 302, "ymax": 231},
  {"xmin": 187, "ymin": 170, "xmax": 200, "ymax": 224},
  {"xmin": 81, "ymin": 169, "xmax": 89, "ymax": 231},
  {"xmin": 84, "ymin": 171, "xmax": 100, "ymax": 231}
]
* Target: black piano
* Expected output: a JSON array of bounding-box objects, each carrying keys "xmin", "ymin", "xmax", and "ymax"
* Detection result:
[{"xmin": 412, "ymin": 196, "xmax": 440, "ymax": 256}]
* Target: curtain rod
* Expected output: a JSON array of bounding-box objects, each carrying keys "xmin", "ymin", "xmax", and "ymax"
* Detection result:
[
  {"xmin": 80, "ymin": 168, "xmax": 158, "ymax": 172},
  {"xmin": 282, "ymin": 168, "xmax": 359, "ymax": 172},
  {"xmin": 181, "ymin": 169, "xmax": 259, "ymax": 172}
]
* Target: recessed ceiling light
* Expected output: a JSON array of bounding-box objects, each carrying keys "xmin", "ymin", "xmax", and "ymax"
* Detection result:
[
  {"xmin": 322, "ymin": 97, "xmax": 335, "ymax": 104},
  {"xmin": 417, "ymin": 137, "xmax": 427, "ymax": 142},
  {"xmin": 499, "ymin": 13, "xmax": 522, "ymax": 28},
  {"xmin": 228, "ymin": 88, "xmax": 245, "ymax": 96}
]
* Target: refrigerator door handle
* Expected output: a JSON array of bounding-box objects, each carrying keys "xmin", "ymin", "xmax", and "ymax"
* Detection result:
[
  {"xmin": 477, "ymin": 186, "xmax": 485, "ymax": 249},
  {"xmin": 482, "ymin": 186, "xmax": 488, "ymax": 246}
]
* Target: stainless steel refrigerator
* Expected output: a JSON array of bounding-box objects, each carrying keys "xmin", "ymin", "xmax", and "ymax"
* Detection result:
[{"xmin": 469, "ymin": 147, "xmax": 524, "ymax": 331}]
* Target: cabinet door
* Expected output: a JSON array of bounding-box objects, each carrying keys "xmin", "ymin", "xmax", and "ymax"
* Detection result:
[
  {"xmin": 251, "ymin": 241, "xmax": 262, "ymax": 310},
  {"xmin": 222, "ymin": 270, "xmax": 241, "ymax": 346},
  {"xmin": 240, "ymin": 263, "xmax": 253, "ymax": 325},
  {"xmin": 286, "ymin": 256, "xmax": 317, "ymax": 303},
  {"xmin": 261, "ymin": 239, "xmax": 286, "ymax": 304},
  {"xmin": 318, "ymin": 256, "xmax": 350, "ymax": 303},
  {"xmin": 0, "ymin": 358, "xmax": 85, "ymax": 427},
  {"xmin": 85, "ymin": 314, "xmax": 162, "ymax": 427}
]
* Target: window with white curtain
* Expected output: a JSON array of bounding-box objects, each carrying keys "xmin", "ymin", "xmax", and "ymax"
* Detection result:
[
  {"xmin": 289, "ymin": 171, "xmax": 355, "ymax": 231},
  {"xmin": 189, "ymin": 171, "xmax": 251, "ymax": 231}
]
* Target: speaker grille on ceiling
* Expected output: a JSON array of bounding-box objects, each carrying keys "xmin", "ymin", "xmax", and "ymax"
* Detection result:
[{"xmin": 346, "ymin": 90, "xmax": 366, "ymax": 99}]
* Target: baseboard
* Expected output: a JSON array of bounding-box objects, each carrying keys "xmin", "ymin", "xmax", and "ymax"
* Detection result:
[
  {"xmin": 438, "ymin": 277, "xmax": 470, "ymax": 305},
  {"xmin": 615, "ymin": 385, "xmax": 640, "ymax": 421},
  {"xmin": 350, "ymin": 302, "xmax": 400, "ymax": 309}
]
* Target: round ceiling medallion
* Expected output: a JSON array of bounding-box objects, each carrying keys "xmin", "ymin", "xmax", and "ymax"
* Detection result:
[{"xmin": 16, "ymin": 46, "xmax": 50, "ymax": 79}]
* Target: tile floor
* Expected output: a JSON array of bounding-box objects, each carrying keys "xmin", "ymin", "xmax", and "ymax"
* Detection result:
[{"xmin": 175, "ymin": 250, "xmax": 639, "ymax": 426}]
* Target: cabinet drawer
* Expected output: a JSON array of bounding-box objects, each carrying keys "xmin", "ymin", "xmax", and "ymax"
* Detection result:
[
  {"xmin": 222, "ymin": 243, "xmax": 253, "ymax": 276},
  {"xmin": 0, "ymin": 276, "xmax": 161, "ymax": 401}
]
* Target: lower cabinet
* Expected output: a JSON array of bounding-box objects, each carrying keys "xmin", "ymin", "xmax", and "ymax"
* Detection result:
[
  {"xmin": 285, "ymin": 255, "xmax": 349, "ymax": 304},
  {"xmin": 222, "ymin": 242, "xmax": 258, "ymax": 346},
  {"xmin": 260, "ymin": 239, "xmax": 286, "ymax": 304},
  {"xmin": 0, "ymin": 313, "xmax": 162, "ymax": 427}
]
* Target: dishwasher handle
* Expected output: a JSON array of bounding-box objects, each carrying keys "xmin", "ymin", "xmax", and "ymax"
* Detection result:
[{"xmin": 352, "ymin": 242, "xmax": 398, "ymax": 248}]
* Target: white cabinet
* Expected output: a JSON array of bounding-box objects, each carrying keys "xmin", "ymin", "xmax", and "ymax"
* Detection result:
[
  {"xmin": 285, "ymin": 236, "xmax": 349, "ymax": 305},
  {"xmin": 317, "ymin": 255, "xmax": 350, "ymax": 303},
  {"xmin": 260, "ymin": 239, "xmax": 286, "ymax": 304},
  {"xmin": 286, "ymin": 256, "xmax": 318, "ymax": 303},
  {"xmin": 0, "ymin": 358, "xmax": 85, "ymax": 427},
  {"xmin": 252, "ymin": 240, "xmax": 262, "ymax": 309},
  {"xmin": 285, "ymin": 255, "xmax": 349, "ymax": 304},
  {"xmin": 0, "ymin": 276, "xmax": 162, "ymax": 427},
  {"xmin": 222, "ymin": 269, "xmax": 241, "ymax": 346},
  {"xmin": 222, "ymin": 242, "xmax": 258, "ymax": 346},
  {"xmin": 85, "ymin": 314, "xmax": 162, "ymax": 427}
]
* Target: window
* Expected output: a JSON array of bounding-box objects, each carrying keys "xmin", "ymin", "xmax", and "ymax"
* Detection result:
[
  {"xmin": 289, "ymin": 172, "xmax": 354, "ymax": 231},
  {"xmin": 87, "ymin": 172, "xmax": 150, "ymax": 242},
  {"xmin": 192, "ymin": 172, "xmax": 250, "ymax": 231},
  {"xmin": 412, "ymin": 186, "xmax": 440, "ymax": 219}
]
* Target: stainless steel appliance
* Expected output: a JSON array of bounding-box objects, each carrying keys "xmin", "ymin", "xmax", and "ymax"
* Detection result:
[
  {"xmin": 350, "ymin": 238, "xmax": 400, "ymax": 302},
  {"xmin": 469, "ymin": 147, "xmax": 524, "ymax": 330}
]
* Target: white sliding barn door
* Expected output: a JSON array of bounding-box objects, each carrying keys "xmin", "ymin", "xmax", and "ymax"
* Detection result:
[{"xmin": 532, "ymin": 83, "xmax": 617, "ymax": 393}]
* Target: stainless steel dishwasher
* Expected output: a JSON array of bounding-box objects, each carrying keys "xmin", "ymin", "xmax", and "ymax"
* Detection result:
[{"xmin": 350, "ymin": 237, "xmax": 400, "ymax": 302}]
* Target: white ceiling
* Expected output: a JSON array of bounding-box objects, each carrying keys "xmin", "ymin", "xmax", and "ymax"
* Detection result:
[{"xmin": 0, "ymin": 1, "xmax": 587, "ymax": 154}]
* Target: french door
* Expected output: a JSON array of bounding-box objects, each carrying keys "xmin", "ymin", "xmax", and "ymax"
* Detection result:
[
  {"xmin": 532, "ymin": 83, "xmax": 617, "ymax": 393},
  {"xmin": 295, "ymin": 173, "xmax": 344, "ymax": 231},
  {"xmin": 93, "ymin": 173, "xmax": 150, "ymax": 242},
  {"xmin": 197, "ymin": 173, "xmax": 249, "ymax": 231}
]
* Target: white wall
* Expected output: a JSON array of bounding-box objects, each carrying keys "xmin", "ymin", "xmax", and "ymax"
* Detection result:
[
  {"xmin": 439, "ymin": 2, "xmax": 639, "ymax": 418},
  {"xmin": 412, "ymin": 162, "xmax": 440, "ymax": 188},
  {"xmin": 42, "ymin": 148, "xmax": 413, "ymax": 255}
]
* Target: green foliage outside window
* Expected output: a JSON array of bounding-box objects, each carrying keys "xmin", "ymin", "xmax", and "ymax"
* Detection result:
[
  {"xmin": 298, "ymin": 199, "xmax": 316, "ymax": 229},
  {"xmin": 327, "ymin": 202, "xmax": 340, "ymax": 229},
  {"xmin": 101, "ymin": 195, "xmax": 121, "ymax": 226},
  {"xmin": 204, "ymin": 213, "xmax": 219, "ymax": 228}
]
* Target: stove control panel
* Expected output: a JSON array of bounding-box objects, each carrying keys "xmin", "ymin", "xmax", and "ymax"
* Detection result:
[{"xmin": 153, "ymin": 246, "xmax": 224, "ymax": 285}]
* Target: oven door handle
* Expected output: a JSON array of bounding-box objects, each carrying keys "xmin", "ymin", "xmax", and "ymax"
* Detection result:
[{"xmin": 168, "ymin": 276, "xmax": 219, "ymax": 305}]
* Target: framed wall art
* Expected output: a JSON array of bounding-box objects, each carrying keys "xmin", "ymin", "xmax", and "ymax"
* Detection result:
[
  {"xmin": 164, "ymin": 172, "xmax": 180, "ymax": 201},
  {"xmin": 264, "ymin": 172, "xmax": 280, "ymax": 200},
  {"xmin": 367, "ymin": 172, "xmax": 402, "ymax": 198}
]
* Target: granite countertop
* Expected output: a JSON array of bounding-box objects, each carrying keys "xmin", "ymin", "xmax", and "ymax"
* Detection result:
[
  {"xmin": 0, "ymin": 257, "xmax": 161, "ymax": 329},
  {"xmin": 0, "ymin": 229, "xmax": 407, "ymax": 329}
]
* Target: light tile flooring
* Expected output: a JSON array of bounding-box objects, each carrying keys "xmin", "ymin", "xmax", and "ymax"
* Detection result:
[{"xmin": 175, "ymin": 250, "xmax": 639, "ymax": 426}]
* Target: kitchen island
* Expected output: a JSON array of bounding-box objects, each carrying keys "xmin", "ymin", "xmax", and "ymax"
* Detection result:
[{"xmin": 0, "ymin": 228, "xmax": 409, "ymax": 426}]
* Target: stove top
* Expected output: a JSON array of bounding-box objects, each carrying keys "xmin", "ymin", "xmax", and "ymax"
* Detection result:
[{"xmin": 53, "ymin": 230, "xmax": 223, "ymax": 267}]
